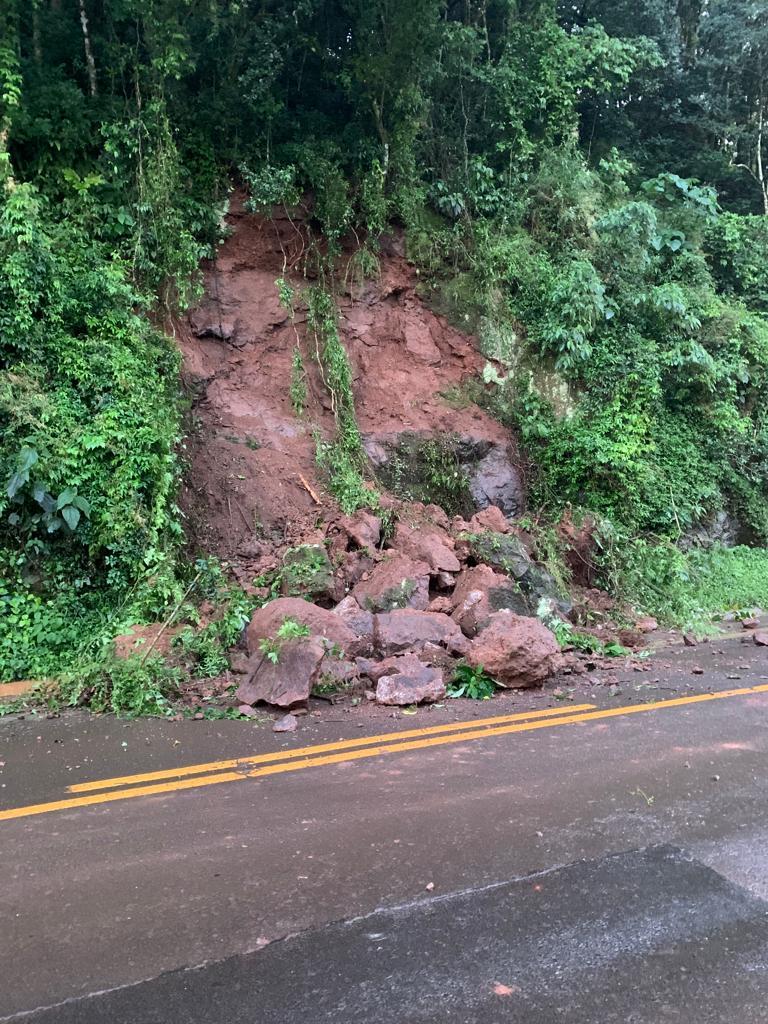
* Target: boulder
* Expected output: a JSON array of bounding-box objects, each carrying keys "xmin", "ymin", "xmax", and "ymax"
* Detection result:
[
  {"xmin": 450, "ymin": 565, "xmax": 529, "ymax": 637},
  {"xmin": 237, "ymin": 637, "xmax": 326, "ymax": 707},
  {"xmin": 332, "ymin": 596, "xmax": 375, "ymax": 648},
  {"xmin": 468, "ymin": 505, "xmax": 510, "ymax": 535},
  {"xmin": 376, "ymin": 609, "xmax": 469, "ymax": 657},
  {"xmin": 636, "ymin": 616, "xmax": 659, "ymax": 634},
  {"xmin": 466, "ymin": 532, "xmax": 532, "ymax": 579},
  {"xmin": 315, "ymin": 653, "xmax": 359, "ymax": 687},
  {"xmin": 273, "ymin": 713, "xmax": 298, "ymax": 733},
  {"xmin": 467, "ymin": 611, "xmax": 561, "ymax": 688},
  {"xmin": 280, "ymin": 544, "xmax": 337, "ymax": 601},
  {"xmin": 338, "ymin": 510, "xmax": 382, "ymax": 550},
  {"xmin": 338, "ymin": 550, "xmax": 376, "ymax": 589},
  {"xmin": 245, "ymin": 598, "xmax": 365, "ymax": 658},
  {"xmin": 467, "ymin": 447, "xmax": 524, "ymax": 517},
  {"xmin": 352, "ymin": 554, "xmax": 431, "ymax": 612},
  {"xmin": 393, "ymin": 521, "xmax": 460, "ymax": 575},
  {"xmin": 463, "ymin": 534, "xmax": 572, "ymax": 617},
  {"xmin": 375, "ymin": 655, "xmax": 446, "ymax": 705}
]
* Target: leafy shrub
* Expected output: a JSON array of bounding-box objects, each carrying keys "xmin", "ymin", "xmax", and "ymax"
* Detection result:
[
  {"xmin": 447, "ymin": 662, "xmax": 497, "ymax": 700},
  {"xmin": 55, "ymin": 655, "xmax": 181, "ymax": 717}
]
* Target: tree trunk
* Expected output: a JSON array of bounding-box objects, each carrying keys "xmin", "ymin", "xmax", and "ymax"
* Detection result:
[{"xmin": 78, "ymin": 0, "xmax": 97, "ymax": 97}]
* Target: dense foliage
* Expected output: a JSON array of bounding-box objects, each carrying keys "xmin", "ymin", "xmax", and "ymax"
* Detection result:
[{"xmin": 2, "ymin": 0, "xmax": 768, "ymax": 682}]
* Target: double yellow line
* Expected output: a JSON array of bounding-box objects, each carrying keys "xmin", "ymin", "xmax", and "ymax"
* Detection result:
[{"xmin": 2, "ymin": 683, "xmax": 767, "ymax": 823}]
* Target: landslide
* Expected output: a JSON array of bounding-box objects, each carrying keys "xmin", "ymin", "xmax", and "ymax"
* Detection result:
[{"xmin": 178, "ymin": 193, "xmax": 522, "ymax": 583}]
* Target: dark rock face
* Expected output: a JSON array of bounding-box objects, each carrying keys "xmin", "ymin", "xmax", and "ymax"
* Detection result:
[
  {"xmin": 680, "ymin": 510, "xmax": 741, "ymax": 550},
  {"xmin": 363, "ymin": 432, "xmax": 524, "ymax": 518},
  {"xmin": 467, "ymin": 446, "xmax": 524, "ymax": 517},
  {"xmin": 464, "ymin": 532, "xmax": 572, "ymax": 617}
]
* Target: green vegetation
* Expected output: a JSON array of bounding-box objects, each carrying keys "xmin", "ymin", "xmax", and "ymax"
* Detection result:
[
  {"xmin": 258, "ymin": 618, "xmax": 311, "ymax": 665},
  {"xmin": 447, "ymin": 663, "xmax": 498, "ymax": 700},
  {"xmin": 600, "ymin": 540, "xmax": 768, "ymax": 629},
  {"xmin": 380, "ymin": 436, "xmax": 474, "ymax": 518},
  {"xmin": 3, "ymin": 0, "xmax": 768, "ymax": 702},
  {"xmin": 55, "ymin": 655, "xmax": 181, "ymax": 718},
  {"xmin": 308, "ymin": 286, "xmax": 377, "ymax": 513}
]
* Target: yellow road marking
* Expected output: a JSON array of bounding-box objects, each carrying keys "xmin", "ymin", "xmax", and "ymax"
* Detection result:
[
  {"xmin": 67, "ymin": 704, "xmax": 596, "ymax": 794},
  {"xmin": 0, "ymin": 772, "xmax": 245, "ymax": 822},
  {"xmin": 1, "ymin": 684, "xmax": 767, "ymax": 823}
]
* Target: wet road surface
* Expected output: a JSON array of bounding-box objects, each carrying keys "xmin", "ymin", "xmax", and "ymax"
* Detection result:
[{"xmin": 2, "ymin": 634, "xmax": 768, "ymax": 1021}]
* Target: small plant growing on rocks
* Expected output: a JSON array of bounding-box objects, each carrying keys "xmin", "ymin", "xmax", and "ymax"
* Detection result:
[
  {"xmin": 446, "ymin": 662, "xmax": 498, "ymax": 700},
  {"xmin": 258, "ymin": 617, "xmax": 311, "ymax": 664}
]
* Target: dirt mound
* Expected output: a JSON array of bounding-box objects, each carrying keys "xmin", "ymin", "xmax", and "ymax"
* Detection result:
[{"xmin": 177, "ymin": 193, "xmax": 522, "ymax": 576}]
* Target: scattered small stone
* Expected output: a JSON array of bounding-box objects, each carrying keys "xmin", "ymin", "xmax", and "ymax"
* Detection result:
[
  {"xmin": 741, "ymin": 618, "xmax": 760, "ymax": 630},
  {"xmin": 692, "ymin": 667, "xmax": 704, "ymax": 675},
  {"xmin": 754, "ymin": 631, "xmax": 768, "ymax": 647},
  {"xmin": 273, "ymin": 714, "xmax": 298, "ymax": 733},
  {"xmin": 237, "ymin": 704, "xmax": 259, "ymax": 718},
  {"xmin": 636, "ymin": 617, "xmax": 659, "ymax": 634},
  {"xmin": 711, "ymin": 774, "xmax": 720, "ymax": 782},
  {"xmin": 425, "ymin": 882, "xmax": 435, "ymax": 892},
  {"xmin": 726, "ymin": 674, "xmax": 741, "ymax": 680},
  {"xmin": 193, "ymin": 712, "xmax": 204, "ymax": 720},
  {"xmin": 683, "ymin": 634, "xmax": 698, "ymax": 647}
]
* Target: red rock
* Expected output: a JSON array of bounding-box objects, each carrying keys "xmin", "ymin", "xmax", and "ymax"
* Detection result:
[
  {"xmin": 428, "ymin": 596, "xmax": 453, "ymax": 614},
  {"xmin": 422, "ymin": 504, "xmax": 452, "ymax": 531},
  {"xmin": 237, "ymin": 637, "xmax": 325, "ymax": 707},
  {"xmin": 636, "ymin": 617, "xmax": 659, "ymax": 634},
  {"xmin": 467, "ymin": 611, "xmax": 561, "ymax": 688},
  {"xmin": 352, "ymin": 554, "xmax": 431, "ymax": 612},
  {"xmin": 468, "ymin": 505, "xmax": 510, "ymax": 534},
  {"xmin": 273, "ymin": 714, "xmax": 298, "ymax": 733},
  {"xmin": 338, "ymin": 511, "xmax": 381, "ymax": 550},
  {"xmin": 237, "ymin": 704, "xmax": 259, "ymax": 718},
  {"xmin": 376, "ymin": 609, "xmax": 469, "ymax": 657},
  {"xmin": 393, "ymin": 522, "xmax": 460, "ymax": 574},
  {"xmin": 753, "ymin": 631, "xmax": 768, "ymax": 646},
  {"xmin": 245, "ymin": 598, "xmax": 364, "ymax": 657},
  {"xmin": 229, "ymin": 652, "xmax": 253, "ymax": 675},
  {"xmin": 450, "ymin": 565, "xmax": 528, "ymax": 637},
  {"xmin": 333, "ymin": 596, "xmax": 375, "ymax": 648},
  {"xmin": 742, "ymin": 617, "xmax": 761, "ymax": 630},
  {"xmin": 316, "ymin": 654, "xmax": 359, "ymax": 686},
  {"xmin": 375, "ymin": 655, "xmax": 445, "ymax": 705}
]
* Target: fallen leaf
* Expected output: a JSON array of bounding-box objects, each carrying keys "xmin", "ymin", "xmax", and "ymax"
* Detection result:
[{"xmin": 493, "ymin": 983, "xmax": 521, "ymax": 997}]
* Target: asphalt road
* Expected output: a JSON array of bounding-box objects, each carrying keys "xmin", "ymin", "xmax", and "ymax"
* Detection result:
[{"xmin": 2, "ymin": 633, "xmax": 768, "ymax": 1022}]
